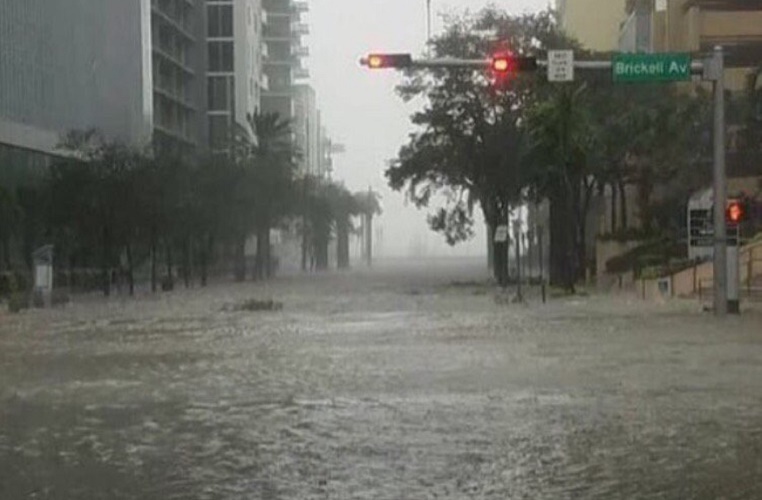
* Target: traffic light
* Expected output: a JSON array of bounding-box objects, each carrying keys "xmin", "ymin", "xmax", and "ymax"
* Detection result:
[
  {"xmin": 726, "ymin": 199, "xmax": 747, "ymax": 225},
  {"xmin": 490, "ymin": 52, "xmax": 538, "ymax": 76},
  {"xmin": 361, "ymin": 53, "xmax": 413, "ymax": 69}
]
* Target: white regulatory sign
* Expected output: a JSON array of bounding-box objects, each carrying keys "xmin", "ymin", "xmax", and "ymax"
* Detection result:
[{"xmin": 548, "ymin": 50, "xmax": 574, "ymax": 82}]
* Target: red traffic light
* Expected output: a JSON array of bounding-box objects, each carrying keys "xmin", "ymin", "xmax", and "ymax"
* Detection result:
[
  {"xmin": 726, "ymin": 200, "xmax": 746, "ymax": 224},
  {"xmin": 491, "ymin": 53, "xmax": 517, "ymax": 74},
  {"xmin": 362, "ymin": 53, "xmax": 413, "ymax": 69},
  {"xmin": 489, "ymin": 52, "xmax": 538, "ymax": 83}
]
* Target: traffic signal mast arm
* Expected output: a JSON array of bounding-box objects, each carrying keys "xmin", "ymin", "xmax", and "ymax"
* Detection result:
[
  {"xmin": 360, "ymin": 54, "xmax": 537, "ymax": 71},
  {"xmin": 361, "ymin": 54, "xmax": 707, "ymax": 73}
]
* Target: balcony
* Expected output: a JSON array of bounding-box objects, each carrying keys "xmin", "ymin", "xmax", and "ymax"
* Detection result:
[
  {"xmin": 293, "ymin": 67, "xmax": 310, "ymax": 79},
  {"xmin": 151, "ymin": 4, "xmax": 196, "ymax": 42},
  {"xmin": 292, "ymin": 22, "xmax": 309, "ymax": 36},
  {"xmin": 685, "ymin": 0, "xmax": 762, "ymax": 11},
  {"xmin": 153, "ymin": 86, "xmax": 196, "ymax": 111},
  {"xmin": 263, "ymin": 0, "xmax": 292, "ymax": 16},
  {"xmin": 152, "ymin": 47, "xmax": 196, "ymax": 76},
  {"xmin": 292, "ymin": 45, "xmax": 309, "ymax": 58},
  {"xmin": 292, "ymin": 2, "xmax": 309, "ymax": 14}
]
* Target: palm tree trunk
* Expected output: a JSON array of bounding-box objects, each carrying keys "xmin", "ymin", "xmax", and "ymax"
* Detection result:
[
  {"xmin": 265, "ymin": 229, "xmax": 274, "ymax": 278},
  {"xmin": 234, "ymin": 234, "xmax": 246, "ymax": 282},
  {"xmin": 101, "ymin": 226, "xmax": 111, "ymax": 297},
  {"xmin": 166, "ymin": 241, "xmax": 174, "ymax": 287},
  {"xmin": 182, "ymin": 238, "xmax": 191, "ymax": 289},
  {"xmin": 200, "ymin": 234, "xmax": 211, "ymax": 287},
  {"xmin": 126, "ymin": 243, "xmax": 135, "ymax": 296},
  {"xmin": 150, "ymin": 231, "xmax": 158, "ymax": 293},
  {"xmin": 337, "ymin": 218, "xmax": 350, "ymax": 269}
]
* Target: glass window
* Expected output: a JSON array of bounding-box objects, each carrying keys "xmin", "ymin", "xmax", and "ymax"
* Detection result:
[
  {"xmin": 220, "ymin": 5, "xmax": 233, "ymax": 37},
  {"xmin": 207, "ymin": 5, "xmax": 221, "ymax": 37},
  {"xmin": 207, "ymin": 5, "xmax": 232, "ymax": 38},
  {"xmin": 209, "ymin": 115, "xmax": 231, "ymax": 149},
  {"xmin": 222, "ymin": 42, "xmax": 234, "ymax": 71},
  {"xmin": 208, "ymin": 42, "xmax": 233, "ymax": 72},
  {"xmin": 208, "ymin": 76, "xmax": 229, "ymax": 111}
]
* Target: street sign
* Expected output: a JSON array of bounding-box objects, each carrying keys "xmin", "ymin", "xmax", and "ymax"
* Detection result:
[
  {"xmin": 548, "ymin": 50, "xmax": 574, "ymax": 82},
  {"xmin": 494, "ymin": 225, "xmax": 509, "ymax": 243},
  {"xmin": 613, "ymin": 53, "xmax": 692, "ymax": 83}
]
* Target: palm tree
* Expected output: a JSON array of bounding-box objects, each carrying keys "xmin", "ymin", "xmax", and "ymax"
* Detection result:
[{"xmin": 233, "ymin": 111, "xmax": 298, "ymax": 280}]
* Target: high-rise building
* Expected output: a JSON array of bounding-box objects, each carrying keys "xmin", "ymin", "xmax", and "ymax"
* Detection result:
[
  {"xmin": 293, "ymin": 84, "xmax": 319, "ymax": 175},
  {"xmin": 151, "ymin": 0, "xmax": 206, "ymax": 156},
  {"xmin": 0, "ymin": 0, "xmax": 275, "ymax": 162},
  {"xmin": 261, "ymin": 0, "xmax": 309, "ymax": 122},
  {"xmin": 556, "ymin": 0, "xmax": 627, "ymax": 51},
  {"xmin": 205, "ymin": 0, "xmax": 266, "ymax": 153},
  {"xmin": 0, "ymin": 0, "xmax": 154, "ymax": 159},
  {"xmin": 0, "ymin": 0, "xmax": 206, "ymax": 161}
]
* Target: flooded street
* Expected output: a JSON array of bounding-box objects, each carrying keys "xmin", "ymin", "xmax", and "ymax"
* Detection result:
[{"xmin": 2, "ymin": 259, "xmax": 762, "ymax": 499}]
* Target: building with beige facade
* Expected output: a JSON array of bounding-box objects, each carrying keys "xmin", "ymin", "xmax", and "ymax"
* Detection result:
[
  {"xmin": 620, "ymin": 0, "xmax": 762, "ymax": 91},
  {"xmin": 556, "ymin": 0, "xmax": 627, "ymax": 51}
]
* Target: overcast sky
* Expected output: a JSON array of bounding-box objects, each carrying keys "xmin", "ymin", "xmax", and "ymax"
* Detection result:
[{"xmin": 307, "ymin": 0, "xmax": 550, "ymax": 257}]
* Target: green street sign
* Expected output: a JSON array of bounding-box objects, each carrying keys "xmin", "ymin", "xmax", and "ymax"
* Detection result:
[{"xmin": 613, "ymin": 53, "xmax": 693, "ymax": 83}]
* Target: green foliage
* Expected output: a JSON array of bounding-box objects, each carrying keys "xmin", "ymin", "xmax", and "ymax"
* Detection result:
[
  {"xmin": 385, "ymin": 6, "xmax": 712, "ymax": 287},
  {"xmin": 0, "ymin": 271, "xmax": 28, "ymax": 298},
  {"xmin": 605, "ymin": 239, "xmax": 689, "ymax": 277},
  {"xmin": 8, "ymin": 292, "xmax": 28, "ymax": 313},
  {"xmin": 597, "ymin": 227, "xmax": 662, "ymax": 243}
]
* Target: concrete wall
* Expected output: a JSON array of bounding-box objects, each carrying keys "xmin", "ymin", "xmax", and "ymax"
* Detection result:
[
  {"xmin": 641, "ymin": 240, "xmax": 762, "ymax": 301},
  {"xmin": 0, "ymin": 0, "xmax": 152, "ymax": 152}
]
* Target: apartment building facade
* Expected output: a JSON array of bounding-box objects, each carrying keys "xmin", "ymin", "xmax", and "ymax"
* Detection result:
[
  {"xmin": 0, "ymin": 0, "xmax": 154, "ymax": 159},
  {"xmin": 152, "ymin": 0, "xmax": 206, "ymax": 156},
  {"xmin": 205, "ymin": 0, "xmax": 266, "ymax": 153},
  {"xmin": 261, "ymin": 0, "xmax": 309, "ymax": 122}
]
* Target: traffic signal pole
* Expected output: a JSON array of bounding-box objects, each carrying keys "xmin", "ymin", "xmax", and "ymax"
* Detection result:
[
  {"xmin": 708, "ymin": 46, "xmax": 729, "ymax": 315},
  {"xmin": 362, "ymin": 48, "xmax": 734, "ymax": 315}
]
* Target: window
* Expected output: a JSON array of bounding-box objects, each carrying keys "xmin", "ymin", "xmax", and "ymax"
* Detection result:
[
  {"xmin": 208, "ymin": 76, "xmax": 230, "ymax": 111},
  {"xmin": 209, "ymin": 115, "xmax": 231, "ymax": 149},
  {"xmin": 208, "ymin": 41, "xmax": 234, "ymax": 72},
  {"xmin": 207, "ymin": 4, "xmax": 233, "ymax": 37}
]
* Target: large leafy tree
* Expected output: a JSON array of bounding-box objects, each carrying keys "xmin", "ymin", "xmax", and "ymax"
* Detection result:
[
  {"xmin": 524, "ymin": 84, "xmax": 596, "ymax": 290},
  {"xmin": 387, "ymin": 8, "xmax": 576, "ymax": 283}
]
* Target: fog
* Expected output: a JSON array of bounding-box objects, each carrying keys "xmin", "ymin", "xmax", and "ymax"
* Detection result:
[{"xmin": 308, "ymin": 0, "xmax": 549, "ymax": 258}]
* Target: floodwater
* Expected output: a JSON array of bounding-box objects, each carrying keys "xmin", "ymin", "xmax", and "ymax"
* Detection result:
[{"xmin": 1, "ymin": 258, "xmax": 762, "ymax": 499}]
